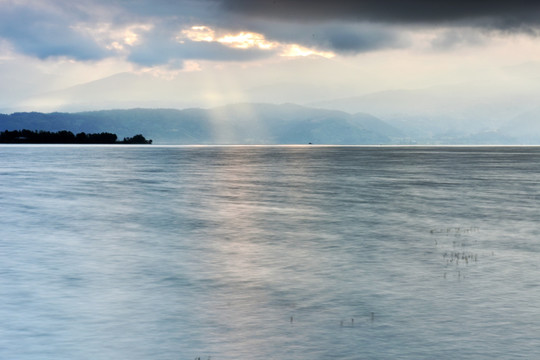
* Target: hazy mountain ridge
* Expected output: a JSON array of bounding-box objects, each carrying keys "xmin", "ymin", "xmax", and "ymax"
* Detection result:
[
  {"xmin": 309, "ymin": 79, "xmax": 540, "ymax": 144},
  {"xmin": 0, "ymin": 104, "xmax": 404, "ymax": 145},
  {"xmin": 0, "ymin": 102, "xmax": 534, "ymax": 144},
  {"xmin": 5, "ymin": 62, "xmax": 540, "ymax": 145}
]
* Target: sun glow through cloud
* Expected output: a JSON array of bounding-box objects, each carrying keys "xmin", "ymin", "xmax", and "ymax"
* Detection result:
[
  {"xmin": 217, "ymin": 32, "xmax": 278, "ymax": 49},
  {"xmin": 179, "ymin": 25, "xmax": 335, "ymax": 58},
  {"xmin": 75, "ymin": 23, "xmax": 153, "ymax": 51},
  {"xmin": 281, "ymin": 44, "xmax": 335, "ymax": 58},
  {"xmin": 178, "ymin": 25, "xmax": 215, "ymax": 43}
]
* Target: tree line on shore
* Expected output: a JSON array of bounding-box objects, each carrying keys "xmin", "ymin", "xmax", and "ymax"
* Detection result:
[{"xmin": 0, "ymin": 130, "xmax": 152, "ymax": 144}]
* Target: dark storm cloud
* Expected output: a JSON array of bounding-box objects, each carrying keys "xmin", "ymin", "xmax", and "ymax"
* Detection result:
[
  {"xmin": 219, "ymin": 0, "xmax": 540, "ymax": 29},
  {"xmin": 318, "ymin": 25, "xmax": 406, "ymax": 53},
  {"xmin": 226, "ymin": 19, "xmax": 407, "ymax": 54}
]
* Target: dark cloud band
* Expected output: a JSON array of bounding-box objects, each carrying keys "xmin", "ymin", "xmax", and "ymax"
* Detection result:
[{"xmin": 219, "ymin": 0, "xmax": 540, "ymax": 28}]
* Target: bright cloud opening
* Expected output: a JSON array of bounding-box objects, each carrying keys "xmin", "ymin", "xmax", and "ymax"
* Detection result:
[
  {"xmin": 217, "ymin": 32, "xmax": 278, "ymax": 50},
  {"xmin": 281, "ymin": 44, "xmax": 336, "ymax": 58},
  {"xmin": 178, "ymin": 25, "xmax": 335, "ymax": 58},
  {"xmin": 75, "ymin": 23, "xmax": 153, "ymax": 51},
  {"xmin": 179, "ymin": 26, "xmax": 215, "ymax": 43}
]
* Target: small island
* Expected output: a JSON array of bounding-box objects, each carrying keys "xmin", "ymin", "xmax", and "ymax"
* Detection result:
[{"xmin": 0, "ymin": 130, "xmax": 152, "ymax": 144}]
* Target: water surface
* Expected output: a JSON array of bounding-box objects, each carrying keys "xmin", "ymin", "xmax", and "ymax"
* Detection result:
[{"xmin": 1, "ymin": 145, "xmax": 540, "ymax": 359}]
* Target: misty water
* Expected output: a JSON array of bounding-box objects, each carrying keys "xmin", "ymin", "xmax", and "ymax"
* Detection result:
[{"xmin": 1, "ymin": 145, "xmax": 540, "ymax": 359}]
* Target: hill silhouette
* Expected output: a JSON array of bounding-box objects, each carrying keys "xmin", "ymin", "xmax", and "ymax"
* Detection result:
[{"xmin": 0, "ymin": 129, "xmax": 151, "ymax": 144}]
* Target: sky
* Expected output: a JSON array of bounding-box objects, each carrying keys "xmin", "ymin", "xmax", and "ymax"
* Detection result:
[{"xmin": 3, "ymin": 0, "xmax": 540, "ymax": 112}]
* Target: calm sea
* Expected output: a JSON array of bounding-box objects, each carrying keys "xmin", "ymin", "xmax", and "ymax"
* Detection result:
[{"xmin": 1, "ymin": 145, "xmax": 540, "ymax": 359}]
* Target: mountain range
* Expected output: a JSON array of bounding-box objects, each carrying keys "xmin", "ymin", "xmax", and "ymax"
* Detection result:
[
  {"xmin": 4, "ymin": 60, "xmax": 540, "ymax": 144},
  {"xmin": 0, "ymin": 104, "xmax": 404, "ymax": 145},
  {"xmin": 0, "ymin": 102, "xmax": 536, "ymax": 145}
]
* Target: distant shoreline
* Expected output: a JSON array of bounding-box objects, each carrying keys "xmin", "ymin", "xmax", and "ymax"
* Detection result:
[{"xmin": 0, "ymin": 130, "xmax": 152, "ymax": 144}]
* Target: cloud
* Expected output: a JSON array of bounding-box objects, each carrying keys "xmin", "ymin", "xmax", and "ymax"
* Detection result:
[
  {"xmin": 0, "ymin": 0, "xmax": 291, "ymax": 65},
  {"xmin": 221, "ymin": 19, "xmax": 408, "ymax": 56},
  {"xmin": 317, "ymin": 24, "xmax": 407, "ymax": 53},
  {"xmin": 127, "ymin": 26, "xmax": 278, "ymax": 66},
  {"xmin": 128, "ymin": 41, "xmax": 275, "ymax": 66},
  {"xmin": 1, "ymin": 0, "xmax": 538, "ymax": 68},
  {"xmin": 219, "ymin": 0, "xmax": 540, "ymax": 29},
  {"xmin": 0, "ymin": 2, "xmax": 108, "ymax": 60},
  {"xmin": 98, "ymin": 0, "xmax": 218, "ymax": 19},
  {"xmin": 430, "ymin": 29, "xmax": 489, "ymax": 50}
]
